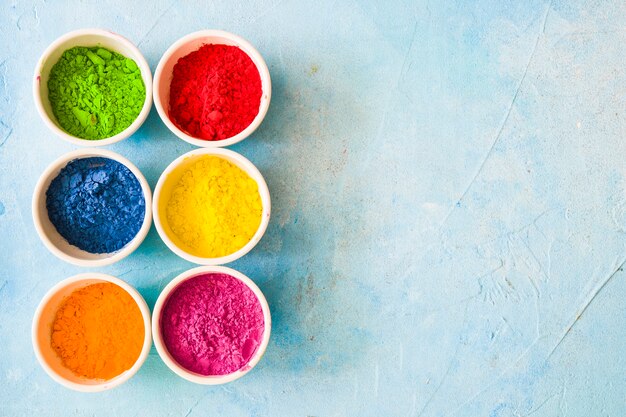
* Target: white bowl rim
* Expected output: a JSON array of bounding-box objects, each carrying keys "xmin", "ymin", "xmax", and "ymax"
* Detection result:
[
  {"xmin": 31, "ymin": 273, "xmax": 152, "ymax": 392},
  {"xmin": 33, "ymin": 28, "xmax": 153, "ymax": 147},
  {"xmin": 152, "ymin": 147, "xmax": 271, "ymax": 265},
  {"xmin": 32, "ymin": 148, "xmax": 153, "ymax": 267},
  {"xmin": 153, "ymin": 29, "xmax": 272, "ymax": 148},
  {"xmin": 151, "ymin": 265, "xmax": 271, "ymax": 384}
]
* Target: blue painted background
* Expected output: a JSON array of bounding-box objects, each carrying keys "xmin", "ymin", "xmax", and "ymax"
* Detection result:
[{"xmin": 1, "ymin": 0, "xmax": 625, "ymax": 415}]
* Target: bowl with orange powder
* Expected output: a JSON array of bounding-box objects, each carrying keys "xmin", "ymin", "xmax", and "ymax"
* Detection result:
[
  {"xmin": 153, "ymin": 30, "xmax": 271, "ymax": 148},
  {"xmin": 153, "ymin": 148, "xmax": 271, "ymax": 265},
  {"xmin": 32, "ymin": 273, "xmax": 151, "ymax": 392}
]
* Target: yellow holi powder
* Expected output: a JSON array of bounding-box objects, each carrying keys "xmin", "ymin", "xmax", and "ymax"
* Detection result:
[{"xmin": 165, "ymin": 156, "xmax": 262, "ymax": 258}]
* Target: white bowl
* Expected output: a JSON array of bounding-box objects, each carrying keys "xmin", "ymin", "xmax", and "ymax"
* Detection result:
[
  {"xmin": 32, "ymin": 148, "xmax": 152, "ymax": 267},
  {"xmin": 33, "ymin": 28, "xmax": 153, "ymax": 146},
  {"xmin": 153, "ymin": 30, "xmax": 271, "ymax": 148},
  {"xmin": 32, "ymin": 273, "xmax": 152, "ymax": 392},
  {"xmin": 153, "ymin": 148, "xmax": 271, "ymax": 265},
  {"xmin": 152, "ymin": 266, "xmax": 271, "ymax": 384}
]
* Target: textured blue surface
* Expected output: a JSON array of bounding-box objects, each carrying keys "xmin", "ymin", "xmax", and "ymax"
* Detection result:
[
  {"xmin": 1, "ymin": 0, "xmax": 625, "ymax": 415},
  {"xmin": 46, "ymin": 157, "xmax": 145, "ymax": 254}
]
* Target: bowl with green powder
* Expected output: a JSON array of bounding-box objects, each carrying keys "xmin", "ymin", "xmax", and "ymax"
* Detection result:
[
  {"xmin": 153, "ymin": 148, "xmax": 271, "ymax": 265},
  {"xmin": 34, "ymin": 29, "xmax": 152, "ymax": 146}
]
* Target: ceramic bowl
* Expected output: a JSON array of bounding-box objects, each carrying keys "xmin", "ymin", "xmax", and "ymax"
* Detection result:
[
  {"xmin": 152, "ymin": 147, "xmax": 270, "ymax": 265},
  {"xmin": 33, "ymin": 28, "xmax": 153, "ymax": 146},
  {"xmin": 32, "ymin": 148, "xmax": 152, "ymax": 267},
  {"xmin": 152, "ymin": 266, "xmax": 271, "ymax": 384},
  {"xmin": 153, "ymin": 30, "xmax": 271, "ymax": 147},
  {"xmin": 32, "ymin": 273, "xmax": 152, "ymax": 392}
]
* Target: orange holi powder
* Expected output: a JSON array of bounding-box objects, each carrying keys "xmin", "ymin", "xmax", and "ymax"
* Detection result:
[{"xmin": 50, "ymin": 282, "xmax": 144, "ymax": 380}]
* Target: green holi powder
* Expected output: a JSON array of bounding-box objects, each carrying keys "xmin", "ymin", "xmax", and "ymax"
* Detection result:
[{"xmin": 47, "ymin": 46, "xmax": 146, "ymax": 140}]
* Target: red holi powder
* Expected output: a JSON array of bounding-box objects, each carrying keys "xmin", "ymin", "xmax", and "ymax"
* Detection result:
[
  {"xmin": 160, "ymin": 273, "xmax": 265, "ymax": 376},
  {"xmin": 168, "ymin": 44, "xmax": 262, "ymax": 141}
]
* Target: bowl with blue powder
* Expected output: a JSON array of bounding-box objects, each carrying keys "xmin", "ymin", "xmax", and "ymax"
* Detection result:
[{"xmin": 33, "ymin": 149, "xmax": 152, "ymax": 267}]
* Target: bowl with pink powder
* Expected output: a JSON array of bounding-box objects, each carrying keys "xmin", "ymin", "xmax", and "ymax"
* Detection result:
[{"xmin": 152, "ymin": 266, "xmax": 271, "ymax": 384}]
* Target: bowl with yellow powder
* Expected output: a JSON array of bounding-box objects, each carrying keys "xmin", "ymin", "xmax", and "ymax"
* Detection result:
[
  {"xmin": 33, "ymin": 29, "xmax": 152, "ymax": 146},
  {"xmin": 153, "ymin": 148, "xmax": 271, "ymax": 265},
  {"xmin": 32, "ymin": 273, "xmax": 152, "ymax": 392}
]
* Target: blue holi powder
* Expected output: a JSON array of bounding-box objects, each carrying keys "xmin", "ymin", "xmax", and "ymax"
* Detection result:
[{"xmin": 45, "ymin": 157, "xmax": 145, "ymax": 254}]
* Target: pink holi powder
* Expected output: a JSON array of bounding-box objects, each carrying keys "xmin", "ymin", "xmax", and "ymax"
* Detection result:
[{"xmin": 160, "ymin": 273, "xmax": 265, "ymax": 376}]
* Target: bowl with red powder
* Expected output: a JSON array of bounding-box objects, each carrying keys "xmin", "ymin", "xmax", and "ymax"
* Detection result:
[
  {"xmin": 32, "ymin": 273, "xmax": 152, "ymax": 392},
  {"xmin": 153, "ymin": 30, "xmax": 271, "ymax": 147},
  {"xmin": 152, "ymin": 266, "xmax": 271, "ymax": 384}
]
